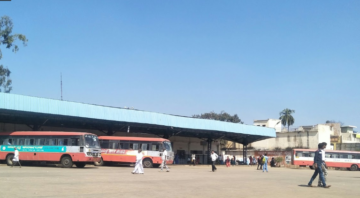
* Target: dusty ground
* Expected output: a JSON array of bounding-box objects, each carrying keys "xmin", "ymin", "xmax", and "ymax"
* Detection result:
[{"xmin": 0, "ymin": 164, "xmax": 359, "ymax": 198}]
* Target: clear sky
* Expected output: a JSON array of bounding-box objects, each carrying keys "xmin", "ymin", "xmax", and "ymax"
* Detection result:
[{"xmin": 1, "ymin": 0, "xmax": 359, "ymax": 129}]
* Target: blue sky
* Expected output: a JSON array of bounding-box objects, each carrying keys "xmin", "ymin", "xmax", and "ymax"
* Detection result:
[{"xmin": 1, "ymin": 0, "xmax": 359, "ymax": 128}]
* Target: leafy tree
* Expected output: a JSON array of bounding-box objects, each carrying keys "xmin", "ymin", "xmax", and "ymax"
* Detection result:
[
  {"xmin": 279, "ymin": 108, "xmax": 295, "ymax": 132},
  {"xmin": 192, "ymin": 111, "xmax": 243, "ymax": 124},
  {"xmin": 325, "ymin": 120, "xmax": 344, "ymax": 126},
  {"xmin": 0, "ymin": 65, "xmax": 12, "ymax": 92},
  {"xmin": 0, "ymin": 15, "xmax": 28, "ymax": 93}
]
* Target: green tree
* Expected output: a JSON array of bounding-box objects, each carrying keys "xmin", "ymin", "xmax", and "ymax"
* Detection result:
[
  {"xmin": 0, "ymin": 65, "xmax": 12, "ymax": 93},
  {"xmin": 192, "ymin": 111, "xmax": 243, "ymax": 123},
  {"xmin": 279, "ymin": 108, "xmax": 295, "ymax": 132},
  {"xmin": 0, "ymin": 15, "xmax": 28, "ymax": 93}
]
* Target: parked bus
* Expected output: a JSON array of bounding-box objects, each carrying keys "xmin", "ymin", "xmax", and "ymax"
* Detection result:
[
  {"xmin": 95, "ymin": 136, "xmax": 174, "ymax": 168},
  {"xmin": 292, "ymin": 149, "xmax": 360, "ymax": 171},
  {"xmin": 0, "ymin": 131, "xmax": 101, "ymax": 168}
]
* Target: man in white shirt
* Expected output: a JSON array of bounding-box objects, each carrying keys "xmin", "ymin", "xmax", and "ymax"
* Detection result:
[
  {"xmin": 12, "ymin": 147, "xmax": 21, "ymax": 168},
  {"xmin": 160, "ymin": 149, "xmax": 169, "ymax": 172},
  {"xmin": 132, "ymin": 149, "xmax": 144, "ymax": 174},
  {"xmin": 210, "ymin": 150, "xmax": 218, "ymax": 172},
  {"xmin": 191, "ymin": 154, "xmax": 196, "ymax": 166},
  {"xmin": 318, "ymin": 142, "xmax": 328, "ymax": 187}
]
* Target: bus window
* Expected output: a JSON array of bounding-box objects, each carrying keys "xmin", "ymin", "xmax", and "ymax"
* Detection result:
[
  {"xmin": 25, "ymin": 139, "xmax": 35, "ymax": 145},
  {"xmin": 58, "ymin": 139, "xmax": 64, "ymax": 146},
  {"xmin": 130, "ymin": 143, "xmax": 139, "ymax": 150},
  {"xmin": 36, "ymin": 138, "xmax": 45, "ymax": 145},
  {"xmin": 70, "ymin": 138, "xmax": 79, "ymax": 146},
  {"xmin": 45, "ymin": 138, "xmax": 55, "ymax": 145},
  {"xmin": 109, "ymin": 141, "xmax": 119, "ymax": 149},
  {"xmin": 4, "ymin": 138, "xmax": 12, "ymax": 145},
  {"xmin": 151, "ymin": 143, "xmax": 159, "ymax": 151},
  {"xmin": 355, "ymin": 154, "xmax": 360, "ymax": 159},
  {"xmin": 63, "ymin": 139, "xmax": 69, "ymax": 146},
  {"xmin": 295, "ymin": 151, "xmax": 303, "ymax": 157},
  {"xmin": 310, "ymin": 152, "xmax": 315, "ymax": 157},
  {"xmin": 100, "ymin": 140, "xmax": 110, "ymax": 148},
  {"xmin": 331, "ymin": 154, "xmax": 338, "ymax": 158},
  {"xmin": 120, "ymin": 142, "xmax": 129, "ymax": 149},
  {"xmin": 141, "ymin": 143, "xmax": 149, "ymax": 151},
  {"xmin": 339, "ymin": 154, "xmax": 348, "ymax": 159},
  {"xmin": 163, "ymin": 141, "xmax": 172, "ymax": 151},
  {"xmin": 18, "ymin": 138, "xmax": 25, "ymax": 145}
]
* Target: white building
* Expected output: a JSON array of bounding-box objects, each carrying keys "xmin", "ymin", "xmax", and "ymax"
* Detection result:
[
  {"xmin": 253, "ymin": 119, "xmax": 282, "ymax": 132},
  {"xmin": 250, "ymin": 120, "xmax": 332, "ymax": 150}
]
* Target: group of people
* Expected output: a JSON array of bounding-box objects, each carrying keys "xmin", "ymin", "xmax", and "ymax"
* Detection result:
[{"xmin": 132, "ymin": 148, "xmax": 170, "ymax": 174}]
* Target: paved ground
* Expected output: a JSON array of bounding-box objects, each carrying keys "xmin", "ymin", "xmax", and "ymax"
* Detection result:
[{"xmin": 0, "ymin": 164, "xmax": 359, "ymax": 198}]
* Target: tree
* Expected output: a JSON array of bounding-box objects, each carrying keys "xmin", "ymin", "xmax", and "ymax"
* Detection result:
[
  {"xmin": 325, "ymin": 120, "xmax": 344, "ymax": 126},
  {"xmin": 0, "ymin": 65, "xmax": 12, "ymax": 92},
  {"xmin": 192, "ymin": 111, "xmax": 243, "ymax": 124},
  {"xmin": 0, "ymin": 15, "xmax": 28, "ymax": 93},
  {"xmin": 279, "ymin": 108, "xmax": 295, "ymax": 132}
]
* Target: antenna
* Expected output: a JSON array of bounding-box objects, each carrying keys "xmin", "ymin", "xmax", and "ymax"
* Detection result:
[{"xmin": 61, "ymin": 73, "xmax": 63, "ymax": 100}]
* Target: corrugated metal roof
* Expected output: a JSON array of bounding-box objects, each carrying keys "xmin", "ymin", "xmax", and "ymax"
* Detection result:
[{"xmin": 0, "ymin": 93, "xmax": 275, "ymax": 137}]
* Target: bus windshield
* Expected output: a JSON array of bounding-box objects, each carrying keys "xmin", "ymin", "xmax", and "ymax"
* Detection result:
[
  {"xmin": 163, "ymin": 141, "xmax": 172, "ymax": 151},
  {"xmin": 84, "ymin": 135, "xmax": 100, "ymax": 148}
]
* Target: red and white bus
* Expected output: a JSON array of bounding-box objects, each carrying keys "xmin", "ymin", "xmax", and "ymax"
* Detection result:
[
  {"xmin": 95, "ymin": 136, "xmax": 174, "ymax": 168},
  {"xmin": 0, "ymin": 131, "xmax": 101, "ymax": 168},
  {"xmin": 292, "ymin": 149, "xmax": 360, "ymax": 171}
]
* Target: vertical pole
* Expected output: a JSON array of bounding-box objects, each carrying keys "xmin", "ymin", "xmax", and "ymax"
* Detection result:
[
  {"xmin": 207, "ymin": 138, "xmax": 212, "ymax": 165},
  {"xmin": 61, "ymin": 73, "xmax": 63, "ymax": 101}
]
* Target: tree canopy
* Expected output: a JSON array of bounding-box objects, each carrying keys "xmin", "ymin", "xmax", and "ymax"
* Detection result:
[
  {"xmin": 192, "ymin": 111, "xmax": 243, "ymax": 124},
  {"xmin": 0, "ymin": 15, "xmax": 28, "ymax": 93},
  {"xmin": 279, "ymin": 108, "xmax": 295, "ymax": 131}
]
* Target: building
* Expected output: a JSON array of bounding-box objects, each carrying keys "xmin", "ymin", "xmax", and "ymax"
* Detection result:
[
  {"xmin": 253, "ymin": 119, "xmax": 282, "ymax": 132},
  {"xmin": 250, "ymin": 120, "xmax": 332, "ymax": 150}
]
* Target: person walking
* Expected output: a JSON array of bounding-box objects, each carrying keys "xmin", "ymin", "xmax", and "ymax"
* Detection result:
[
  {"xmin": 318, "ymin": 142, "xmax": 328, "ymax": 187},
  {"xmin": 262, "ymin": 154, "xmax": 269, "ymax": 172},
  {"xmin": 210, "ymin": 150, "xmax": 218, "ymax": 172},
  {"xmin": 257, "ymin": 155, "xmax": 263, "ymax": 170},
  {"xmin": 132, "ymin": 149, "xmax": 144, "ymax": 174},
  {"xmin": 249, "ymin": 156, "xmax": 253, "ymax": 166},
  {"xmin": 308, "ymin": 143, "xmax": 331, "ymax": 188},
  {"xmin": 225, "ymin": 156, "xmax": 231, "ymax": 167},
  {"xmin": 191, "ymin": 154, "xmax": 196, "ymax": 166},
  {"xmin": 160, "ymin": 149, "xmax": 170, "ymax": 172},
  {"xmin": 11, "ymin": 147, "xmax": 21, "ymax": 168},
  {"xmin": 253, "ymin": 156, "xmax": 257, "ymax": 166}
]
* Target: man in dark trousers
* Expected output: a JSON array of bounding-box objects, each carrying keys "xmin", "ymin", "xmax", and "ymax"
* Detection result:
[
  {"xmin": 308, "ymin": 143, "xmax": 331, "ymax": 188},
  {"xmin": 257, "ymin": 155, "xmax": 263, "ymax": 170},
  {"xmin": 210, "ymin": 150, "xmax": 218, "ymax": 172}
]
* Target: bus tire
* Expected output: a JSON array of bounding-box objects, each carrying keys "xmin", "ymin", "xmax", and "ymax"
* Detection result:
[
  {"xmin": 75, "ymin": 162, "xmax": 86, "ymax": 168},
  {"xmin": 143, "ymin": 158, "xmax": 153, "ymax": 168},
  {"xmin": 153, "ymin": 164, "xmax": 160, "ymax": 168},
  {"xmin": 350, "ymin": 164, "xmax": 358, "ymax": 171},
  {"xmin": 61, "ymin": 156, "xmax": 73, "ymax": 168},
  {"xmin": 94, "ymin": 158, "xmax": 104, "ymax": 166},
  {"xmin": 309, "ymin": 166, "xmax": 314, "ymax": 170},
  {"xmin": 6, "ymin": 154, "xmax": 14, "ymax": 166}
]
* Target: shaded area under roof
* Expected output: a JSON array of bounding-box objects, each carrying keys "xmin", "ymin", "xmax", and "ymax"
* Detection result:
[{"xmin": 0, "ymin": 93, "xmax": 275, "ymax": 144}]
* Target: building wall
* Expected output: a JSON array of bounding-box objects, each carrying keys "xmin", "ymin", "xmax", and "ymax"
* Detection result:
[
  {"xmin": 253, "ymin": 119, "xmax": 281, "ymax": 132},
  {"xmin": 324, "ymin": 123, "xmax": 341, "ymax": 136}
]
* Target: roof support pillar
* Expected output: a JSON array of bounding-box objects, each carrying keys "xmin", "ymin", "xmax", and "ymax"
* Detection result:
[{"xmin": 207, "ymin": 137, "xmax": 213, "ymax": 165}]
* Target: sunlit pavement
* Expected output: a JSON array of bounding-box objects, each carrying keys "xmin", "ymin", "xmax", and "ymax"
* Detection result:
[{"xmin": 0, "ymin": 164, "xmax": 359, "ymax": 198}]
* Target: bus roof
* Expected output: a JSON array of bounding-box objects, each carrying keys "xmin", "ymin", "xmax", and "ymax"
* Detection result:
[
  {"xmin": 98, "ymin": 136, "xmax": 169, "ymax": 142},
  {"xmin": 0, "ymin": 131, "xmax": 95, "ymax": 136},
  {"xmin": 293, "ymin": 149, "xmax": 360, "ymax": 154}
]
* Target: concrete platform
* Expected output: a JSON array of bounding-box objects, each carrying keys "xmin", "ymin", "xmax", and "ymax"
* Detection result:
[{"xmin": 0, "ymin": 164, "xmax": 359, "ymax": 198}]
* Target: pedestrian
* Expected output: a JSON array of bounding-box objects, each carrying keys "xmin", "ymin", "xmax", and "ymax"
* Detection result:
[
  {"xmin": 191, "ymin": 154, "xmax": 196, "ymax": 166},
  {"xmin": 257, "ymin": 155, "xmax": 263, "ymax": 170},
  {"xmin": 270, "ymin": 157, "xmax": 276, "ymax": 167},
  {"xmin": 318, "ymin": 142, "xmax": 328, "ymax": 187},
  {"xmin": 219, "ymin": 155, "xmax": 223, "ymax": 165},
  {"xmin": 249, "ymin": 156, "xmax": 253, "ymax": 166},
  {"xmin": 11, "ymin": 147, "xmax": 21, "ymax": 168},
  {"xmin": 307, "ymin": 143, "xmax": 331, "ymax": 188},
  {"xmin": 160, "ymin": 149, "xmax": 170, "ymax": 172},
  {"xmin": 262, "ymin": 154, "xmax": 269, "ymax": 172},
  {"xmin": 252, "ymin": 156, "xmax": 257, "ymax": 166},
  {"xmin": 225, "ymin": 156, "xmax": 231, "ymax": 167},
  {"xmin": 233, "ymin": 155, "xmax": 236, "ymax": 165},
  {"xmin": 132, "ymin": 149, "xmax": 144, "ymax": 174},
  {"xmin": 210, "ymin": 150, "xmax": 218, "ymax": 172}
]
